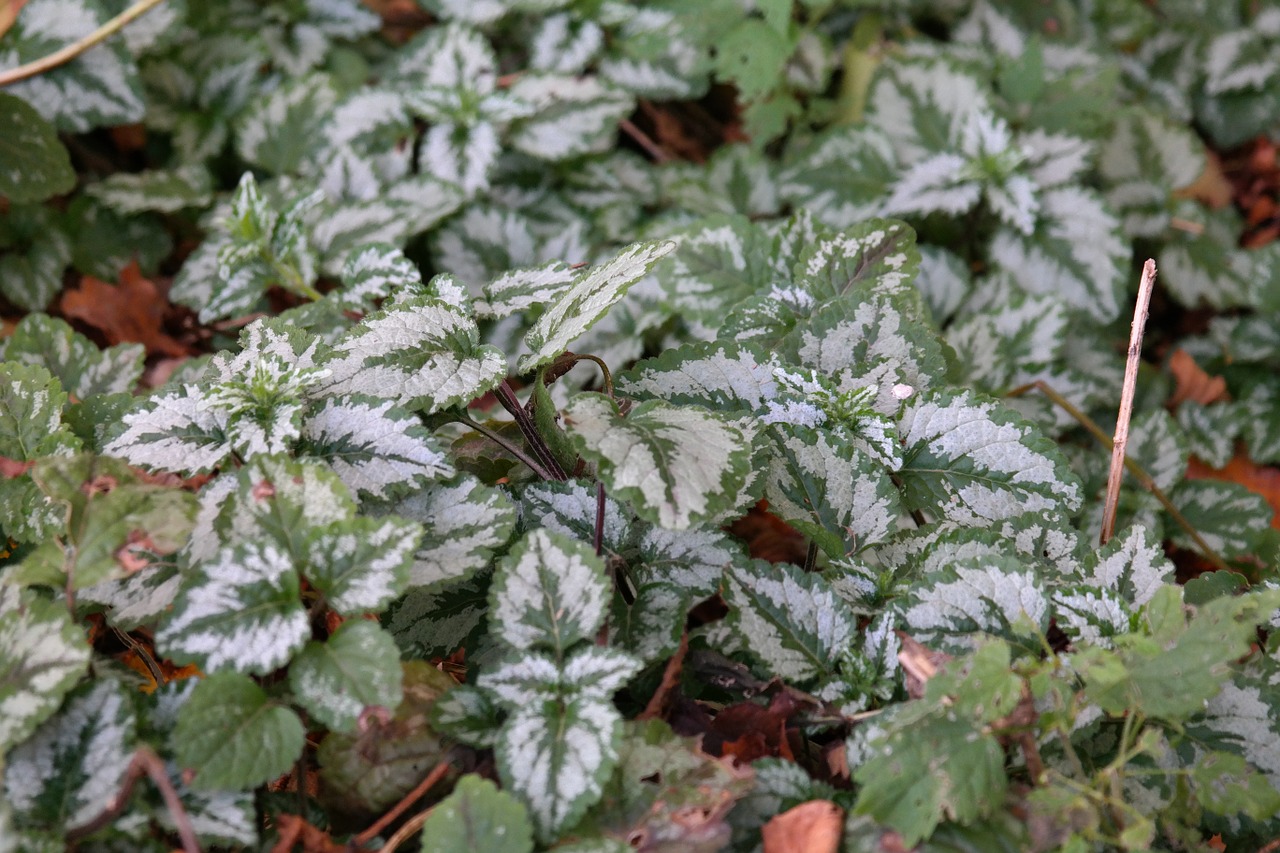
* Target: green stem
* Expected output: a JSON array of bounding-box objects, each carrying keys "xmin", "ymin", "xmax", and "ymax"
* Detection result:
[
  {"xmin": 0, "ymin": 0, "xmax": 167, "ymax": 87},
  {"xmin": 1006, "ymin": 380, "xmax": 1231, "ymax": 572},
  {"xmin": 455, "ymin": 414, "xmax": 553, "ymax": 481},
  {"xmin": 495, "ymin": 381, "xmax": 568, "ymax": 480}
]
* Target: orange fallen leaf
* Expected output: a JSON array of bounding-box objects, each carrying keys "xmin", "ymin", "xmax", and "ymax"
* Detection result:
[
  {"xmin": 60, "ymin": 261, "xmax": 192, "ymax": 359},
  {"xmin": 1173, "ymin": 149, "xmax": 1233, "ymax": 209},
  {"xmin": 762, "ymin": 800, "xmax": 844, "ymax": 853},
  {"xmin": 1167, "ymin": 348, "xmax": 1228, "ymax": 408}
]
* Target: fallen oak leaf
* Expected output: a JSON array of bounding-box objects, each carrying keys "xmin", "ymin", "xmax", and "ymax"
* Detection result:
[
  {"xmin": 61, "ymin": 260, "xmax": 193, "ymax": 358},
  {"xmin": 1167, "ymin": 348, "xmax": 1228, "ymax": 408}
]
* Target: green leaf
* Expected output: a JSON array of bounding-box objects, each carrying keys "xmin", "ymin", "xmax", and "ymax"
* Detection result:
[
  {"xmin": 2, "ymin": 679, "xmax": 135, "ymax": 830},
  {"xmin": 289, "ymin": 621, "xmax": 404, "ymax": 733},
  {"xmin": 779, "ymin": 127, "xmax": 896, "ymax": 229},
  {"xmin": 490, "ymin": 528, "xmax": 610, "ymax": 656},
  {"xmin": 899, "ymin": 555, "xmax": 1052, "ymax": 652},
  {"xmin": 384, "ymin": 570, "xmax": 491, "ymax": 659},
  {"xmin": 564, "ymin": 394, "xmax": 756, "ymax": 530},
  {"xmin": 0, "ymin": 587, "xmax": 91, "ymax": 752},
  {"xmin": 235, "ymin": 74, "xmax": 336, "ymax": 174},
  {"xmin": 724, "ymin": 560, "xmax": 859, "ymax": 683},
  {"xmin": 0, "ymin": 92, "xmax": 75, "ymax": 203},
  {"xmin": 0, "ymin": 362, "xmax": 78, "ymax": 461},
  {"xmin": 0, "ymin": 205, "xmax": 71, "ymax": 311},
  {"xmin": 157, "ymin": 539, "xmax": 308, "ymax": 675},
  {"xmin": 381, "ymin": 473, "xmax": 517, "ymax": 588},
  {"xmin": 317, "ymin": 661, "xmax": 455, "ymax": 814},
  {"xmin": 1167, "ymin": 479, "xmax": 1273, "ymax": 558},
  {"xmin": 0, "ymin": 0, "xmax": 144, "ymax": 133},
  {"xmin": 617, "ymin": 340, "xmax": 781, "ymax": 413},
  {"xmin": 0, "ymin": 313, "xmax": 144, "ymax": 399},
  {"xmin": 320, "ymin": 296, "xmax": 506, "ymax": 414},
  {"xmin": 216, "ymin": 456, "xmax": 357, "ymax": 558},
  {"xmin": 714, "ymin": 19, "xmax": 791, "ymax": 100},
  {"xmin": 518, "ymin": 240, "xmax": 675, "ymax": 374},
  {"xmin": 420, "ymin": 775, "xmax": 534, "ymax": 853},
  {"xmin": 496, "ymin": 695, "xmax": 622, "ymax": 842},
  {"xmin": 173, "ymin": 672, "xmax": 306, "ymax": 791},
  {"xmin": 336, "ymin": 243, "xmax": 424, "ymax": 311},
  {"xmin": 853, "ymin": 709, "xmax": 1007, "ymax": 847},
  {"xmin": 897, "ymin": 389, "xmax": 1083, "ymax": 526},
  {"xmin": 509, "ymin": 75, "xmax": 634, "ymax": 161},
  {"xmin": 1189, "ymin": 750, "xmax": 1280, "ymax": 820},
  {"xmin": 15, "ymin": 453, "xmax": 197, "ymax": 591}
]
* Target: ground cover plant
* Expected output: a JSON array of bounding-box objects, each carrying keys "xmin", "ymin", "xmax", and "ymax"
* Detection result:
[{"xmin": 4, "ymin": 0, "xmax": 1280, "ymax": 850}]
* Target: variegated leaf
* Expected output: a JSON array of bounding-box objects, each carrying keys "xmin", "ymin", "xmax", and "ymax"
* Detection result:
[
  {"xmin": 0, "ymin": 0, "xmax": 144, "ymax": 133},
  {"xmin": 617, "ymin": 340, "xmax": 780, "ymax": 413},
  {"xmin": 1168, "ymin": 480, "xmax": 1273, "ymax": 559},
  {"xmin": 430, "ymin": 682, "xmax": 502, "ymax": 750},
  {"xmin": 497, "ymin": 695, "xmax": 622, "ymax": 842},
  {"xmin": 384, "ymin": 571, "xmax": 490, "ymax": 659},
  {"xmin": 303, "ymin": 515, "xmax": 420, "ymax": 615},
  {"xmin": 1159, "ymin": 204, "xmax": 1264, "ymax": 310},
  {"xmin": 0, "ymin": 313, "xmax": 144, "ymax": 399},
  {"xmin": 666, "ymin": 143, "xmax": 781, "ymax": 218},
  {"xmin": 765, "ymin": 426, "xmax": 901, "ymax": 558},
  {"xmin": 157, "ymin": 539, "xmax": 308, "ymax": 675},
  {"xmin": 781, "ymin": 126, "xmax": 897, "ymax": 228},
  {"xmin": 480, "ymin": 646, "xmax": 640, "ymax": 707},
  {"xmin": 0, "ymin": 91, "xmax": 75, "ymax": 203},
  {"xmin": 987, "ymin": 187, "xmax": 1128, "ymax": 322},
  {"xmin": 899, "ymin": 556, "xmax": 1052, "ymax": 652},
  {"xmin": 86, "ymin": 164, "xmax": 213, "ymax": 214},
  {"xmin": 300, "ymin": 395, "xmax": 454, "ymax": 500},
  {"xmin": 0, "ymin": 587, "xmax": 91, "ymax": 752},
  {"xmin": 518, "ymin": 240, "xmax": 675, "ymax": 374},
  {"xmin": 723, "ymin": 560, "xmax": 859, "ymax": 683},
  {"xmin": 866, "ymin": 57, "xmax": 992, "ymax": 165},
  {"xmin": 235, "ymin": 74, "xmax": 336, "ymax": 174},
  {"xmin": 1098, "ymin": 108, "xmax": 1204, "ymax": 237},
  {"xmin": 509, "ymin": 75, "xmax": 634, "ymax": 161},
  {"xmin": 215, "ymin": 455, "xmax": 356, "ymax": 556},
  {"xmin": 1126, "ymin": 411, "xmax": 1190, "ymax": 493},
  {"xmin": 793, "ymin": 218, "xmax": 924, "ymax": 310},
  {"xmin": 173, "ymin": 672, "xmax": 306, "ymax": 790},
  {"xmin": 334, "ymin": 242, "xmax": 424, "ymax": 310},
  {"xmin": 76, "ymin": 563, "xmax": 182, "ymax": 630},
  {"xmin": 1177, "ymin": 401, "xmax": 1239, "ymax": 470},
  {"xmin": 382, "ymin": 473, "xmax": 516, "ymax": 588},
  {"xmin": 490, "ymin": 528, "xmax": 609, "ymax": 656},
  {"xmin": 518, "ymin": 479, "xmax": 633, "ymax": 556},
  {"xmin": 289, "ymin": 621, "xmax": 403, "ymax": 733},
  {"xmin": 3, "ymin": 679, "xmax": 134, "ymax": 830},
  {"xmin": 1052, "ymin": 586, "xmax": 1134, "ymax": 648},
  {"xmin": 0, "ymin": 206, "xmax": 72, "ymax": 311},
  {"xmin": 311, "ymin": 177, "xmax": 465, "ymax": 274},
  {"xmin": 611, "ymin": 582, "xmax": 688, "ymax": 665},
  {"xmin": 564, "ymin": 394, "xmax": 755, "ymax": 530},
  {"xmin": 477, "ymin": 261, "xmax": 578, "ymax": 320},
  {"xmin": 897, "ymin": 389, "xmax": 1083, "ymax": 526},
  {"xmin": 388, "ymin": 22, "xmax": 498, "ymax": 92},
  {"xmin": 320, "ymin": 296, "xmax": 507, "ymax": 414},
  {"xmin": 0, "ymin": 362, "xmax": 79, "ymax": 462},
  {"xmin": 654, "ymin": 215, "xmax": 774, "ymax": 325},
  {"xmin": 633, "ymin": 524, "xmax": 749, "ymax": 597}
]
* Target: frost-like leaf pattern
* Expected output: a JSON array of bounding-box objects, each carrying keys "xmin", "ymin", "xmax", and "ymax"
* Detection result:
[
  {"xmin": 0, "ymin": 587, "xmax": 91, "ymax": 752},
  {"xmin": 724, "ymin": 561, "xmax": 858, "ymax": 683},
  {"xmin": 509, "ymin": 75, "xmax": 634, "ymax": 161},
  {"xmin": 478, "ymin": 261, "xmax": 579, "ymax": 320},
  {"xmin": 518, "ymin": 240, "xmax": 675, "ymax": 373},
  {"xmin": 383, "ymin": 473, "xmax": 517, "ymax": 588},
  {"xmin": 490, "ymin": 529, "xmax": 609, "ymax": 656},
  {"xmin": 335, "ymin": 243, "xmax": 424, "ymax": 310},
  {"xmin": 300, "ymin": 396, "xmax": 454, "ymax": 500},
  {"xmin": 86, "ymin": 164, "xmax": 213, "ymax": 214},
  {"xmin": 0, "ymin": 314, "xmax": 143, "ymax": 400},
  {"xmin": 289, "ymin": 621, "xmax": 403, "ymax": 733},
  {"xmin": 497, "ymin": 696, "xmax": 622, "ymax": 842},
  {"xmin": 1168, "ymin": 480, "xmax": 1273, "ymax": 558},
  {"xmin": 617, "ymin": 340, "xmax": 780, "ymax": 412},
  {"xmin": 1098, "ymin": 108, "xmax": 1204, "ymax": 237},
  {"xmin": 157, "ymin": 540, "xmax": 308, "ymax": 675},
  {"xmin": 897, "ymin": 389, "xmax": 1082, "ymax": 525},
  {"xmin": 656, "ymin": 215, "xmax": 774, "ymax": 324},
  {"xmin": 3, "ymin": 679, "xmax": 135, "ymax": 830},
  {"xmin": 303, "ymin": 515, "xmax": 421, "ymax": 614},
  {"xmin": 565, "ymin": 394, "xmax": 755, "ymax": 530},
  {"xmin": 779, "ymin": 127, "xmax": 897, "ymax": 229},
  {"xmin": 900, "ymin": 556, "xmax": 1051, "ymax": 651},
  {"xmin": 320, "ymin": 296, "xmax": 507, "ymax": 414}
]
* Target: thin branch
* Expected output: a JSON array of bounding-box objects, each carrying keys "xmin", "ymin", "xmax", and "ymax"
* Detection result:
[
  {"xmin": 354, "ymin": 757, "xmax": 452, "ymax": 847},
  {"xmin": 1006, "ymin": 379, "xmax": 1231, "ymax": 572},
  {"xmin": 455, "ymin": 414, "xmax": 553, "ymax": 480},
  {"xmin": 0, "ymin": 0, "xmax": 167, "ymax": 87},
  {"xmin": 619, "ymin": 117, "xmax": 670, "ymax": 163},
  {"xmin": 594, "ymin": 481, "xmax": 606, "ymax": 557},
  {"xmin": 1101, "ymin": 260, "xmax": 1157, "ymax": 546},
  {"xmin": 803, "ymin": 540, "xmax": 819, "ymax": 572},
  {"xmin": 378, "ymin": 806, "xmax": 435, "ymax": 853},
  {"xmin": 67, "ymin": 745, "xmax": 201, "ymax": 853}
]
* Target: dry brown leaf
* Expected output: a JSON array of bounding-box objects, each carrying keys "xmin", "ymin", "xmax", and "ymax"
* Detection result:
[
  {"xmin": 896, "ymin": 632, "xmax": 951, "ymax": 699},
  {"xmin": 60, "ymin": 261, "xmax": 192, "ymax": 358},
  {"xmin": 1173, "ymin": 149, "xmax": 1233, "ymax": 209},
  {"xmin": 1167, "ymin": 348, "xmax": 1228, "ymax": 408},
  {"xmin": 762, "ymin": 800, "xmax": 844, "ymax": 853},
  {"xmin": 0, "ymin": 0, "xmax": 30, "ymax": 40}
]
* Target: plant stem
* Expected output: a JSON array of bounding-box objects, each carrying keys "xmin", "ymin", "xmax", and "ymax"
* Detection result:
[
  {"xmin": 1101, "ymin": 260, "xmax": 1156, "ymax": 546},
  {"xmin": 355, "ymin": 756, "xmax": 452, "ymax": 846},
  {"xmin": 1006, "ymin": 379, "xmax": 1231, "ymax": 572},
  {"xmin": 455, "ymin": 414, "xmax": 553, "ymax": 481},
  {"xmin": 495, "ymin": 380, "xmax": 568, "ymax": 480},
  {"xmin": 594, "ymin": 481, "xmax": 606, "ymax": 556},
  {"xmin": 67, "ymin": 746, "xmax": 200, "ymax": 852},
  {"xmin": 803, "ymin": 540, "xmax": 818, "ymax": 572},
  {"xmin": 0, "ymin": 0, "xmax": 167, "ymax": 87}
]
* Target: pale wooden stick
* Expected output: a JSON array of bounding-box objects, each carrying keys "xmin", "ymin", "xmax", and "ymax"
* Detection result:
[
  {"xmin": 0, "ymin": 0, "xmax": 166, "ymax": 87},
  {"xmin": 1100, "ymin": 259, "xmax": 1157, "ymax": 545}
]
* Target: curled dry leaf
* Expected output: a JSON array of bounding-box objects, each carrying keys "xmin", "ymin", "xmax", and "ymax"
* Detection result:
[
  {"xmin": 762, "ymin": 800, "xmax": 844, "ymax": 853},
  {"xmin": 1167, "ymin": 349, "xmax": 1228, "ymax": 408},
  {"xmin": 61, "ymin": 261, "xmax": 192, "ymax": 359}
]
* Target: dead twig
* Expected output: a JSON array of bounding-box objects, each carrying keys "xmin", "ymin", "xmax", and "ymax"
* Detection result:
[
  {"xmin": 353, "ymin": 756, "xmax": 453, "ymax": 847},
  {"xmin": 0, "ymin": 0, "xmax": 167, "ymax": 87},
  {"xmin": 66, "ymin": 745, "xmax": 201, "ymax": 852},
  {"xmin": 1101, "ymin": 259, "xmax": 1157, "ymax": 546}
]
